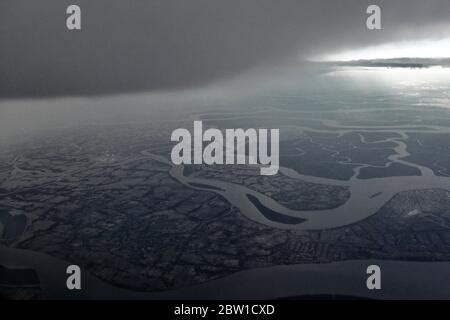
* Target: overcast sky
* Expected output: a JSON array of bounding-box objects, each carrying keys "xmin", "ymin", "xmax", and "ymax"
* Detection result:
[{"xmin": 1, "ymin": 0, "xmax": 450, "ymax": 97}]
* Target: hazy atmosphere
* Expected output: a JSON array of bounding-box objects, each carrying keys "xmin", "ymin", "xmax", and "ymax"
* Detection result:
[
  {"xmin": 2, "ymin": 0, "xmax": 450, "ymax": 96},
  {"xmin": 2, "ymin": 1, "xmax": 450, "ymax": 301}
]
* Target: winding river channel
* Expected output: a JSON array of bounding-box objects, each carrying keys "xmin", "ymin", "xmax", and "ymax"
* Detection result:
[
  {"xmin": 2, "ymin": 81, "xmax": 450, "ymax": 298},
  {"xmin": 143, "ymin": 118, "xmax": 450, "ymax": 231}
]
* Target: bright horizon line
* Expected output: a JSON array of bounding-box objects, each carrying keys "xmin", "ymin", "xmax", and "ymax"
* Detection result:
[{"xmin": 315, "ymin": 38, "xmax": 450, "ymax": 62}]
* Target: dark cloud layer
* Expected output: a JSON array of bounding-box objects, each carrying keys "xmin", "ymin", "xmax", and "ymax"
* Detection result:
[{"xmin": 1, "ymin": 0, "xmax": 450, "ymax": 97}]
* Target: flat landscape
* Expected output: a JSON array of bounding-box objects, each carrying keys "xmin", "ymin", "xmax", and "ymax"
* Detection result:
[{"xmin": 1, "ymin": 65, "xmax": 450, "ymax": 299}]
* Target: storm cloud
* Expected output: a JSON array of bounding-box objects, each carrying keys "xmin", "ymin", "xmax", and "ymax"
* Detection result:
[{"xmin": 1, "ymin": 0, "xmax": 450, "ymax": 97}]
